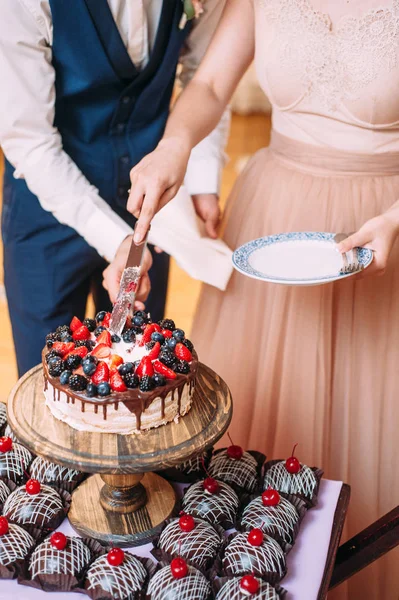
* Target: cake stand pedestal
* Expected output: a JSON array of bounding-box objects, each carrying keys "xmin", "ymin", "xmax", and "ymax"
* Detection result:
[{"xmin": 7, "ymin": 363, "xmax": 232, "ymax": 547}]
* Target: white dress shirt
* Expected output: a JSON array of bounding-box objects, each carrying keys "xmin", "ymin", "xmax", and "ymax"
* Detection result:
[{"xmin": 0, "ymin": 0, "xmax": 229, "ymax": 262}]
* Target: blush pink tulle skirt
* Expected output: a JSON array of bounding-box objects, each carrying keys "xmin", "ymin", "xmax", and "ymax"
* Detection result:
[{"xmin": 191, "ymin": 132, "xmax": 399, "ymax": 600}]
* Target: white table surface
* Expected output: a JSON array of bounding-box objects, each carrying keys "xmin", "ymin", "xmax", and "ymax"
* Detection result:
[{"xmin": 0, "ymin": 479, "xmax": 343, "ymax": 600}]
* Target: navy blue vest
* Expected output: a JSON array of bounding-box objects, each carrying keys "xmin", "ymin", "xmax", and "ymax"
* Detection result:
[{"xmin": 4, "ymin": 0, "xmax": 191, "ymax": 225}]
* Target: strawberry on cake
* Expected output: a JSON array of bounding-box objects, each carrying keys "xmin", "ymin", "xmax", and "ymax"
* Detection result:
[{"xmin": 42, "ymin": 311, "xmax": 198, "ymax": 434}]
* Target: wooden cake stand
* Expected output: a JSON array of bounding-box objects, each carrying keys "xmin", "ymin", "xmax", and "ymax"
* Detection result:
[{"xmin": 7, "ymin": 363, "xmax": 232, "ymax": 547}]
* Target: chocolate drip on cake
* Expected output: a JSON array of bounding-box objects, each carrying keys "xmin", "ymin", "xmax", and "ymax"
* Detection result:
[
  {"xmin": 147, "ymin": 564, "xmax": 211, "ymax": 600},
  {"xmin": 86, "ymin": 553, "xmax": 147, "ymax": 599}
]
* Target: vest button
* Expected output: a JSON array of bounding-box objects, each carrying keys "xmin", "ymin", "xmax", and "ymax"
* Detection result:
[
  {"xmin": 120, "ymin": 155, "xmax": 130, "ymax": 165},
  {"xmin": 121, "ymin": 96, "xmax": 131, "ymax": 105},
  {"xmin": 118, "ymin": 186, "xmax": 128, "ymax": 198},
  {"xmin": 115, "ymin": 123, "xmax": 126, "ymax": 135}
]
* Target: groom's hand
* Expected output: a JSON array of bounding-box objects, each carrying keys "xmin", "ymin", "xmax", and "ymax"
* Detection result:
[
  {"xmin": 102, "ymin": 235, "xmax": 153, "ymax": 306},
  {"xmin": 192, "ymin": 193, "xmax": 220, "ymax": 239}
]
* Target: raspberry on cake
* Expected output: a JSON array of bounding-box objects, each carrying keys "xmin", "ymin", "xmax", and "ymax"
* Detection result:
[{"xmin": 42, "ymin": 310, "xmax": 198, "ymax": 434}]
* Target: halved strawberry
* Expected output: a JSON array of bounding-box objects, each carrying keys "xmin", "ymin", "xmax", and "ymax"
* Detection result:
[
  {"xmin": 92, "ymin": 361, "xmax": 109, "ymax": 384},
  {"xmin": 175, "ymin": 343, "xmax": 192, "ymax": 362},
  {"xmin": 72, "ymin": 325, "xmax": 91, "ymax": 341},
  {"xmin": 110, "ymin": 370, "xmax": 127, "ymax": 392},
  {"xmin": 70, "ymin": 316, "xmax": 83, "ymax": 332},
  {"xmin": 148, "ymin": 342, "xmax": 161, "ymax": 360},
  {"xmin": 97, "ymin": 330, "xmax": 112, "ymax": 347},
  {"xmin": 136, "ymin": 356, "xmax": 154, "ymax": 378},
  {"xmin": 153, "ymin": 360, "xmax": 177, "ymax": 380},
  {"xmin": 52, "ymin": 341, "xmax": 75, "ymax": 357},
  {"xmin": 91, "ymin": 343, "xmax": 111, "ymax": 359},
  {"xmin": 68, "ymin": 346, "xmax": 88, "ymax": 359},
  {"xmin": 102, "ymin": 312, "xmax": 112, "ymax": 328},
  {"xmin": 162, "ymin": 329, "xmax": 173, "ymax": 339},
  {"xmin": 139, "ymin": 323, "xmax": 162, "ymax": 346},
  {"xmin": 109, "ymin": 354, "xmax": 124, "ymax": 370}
]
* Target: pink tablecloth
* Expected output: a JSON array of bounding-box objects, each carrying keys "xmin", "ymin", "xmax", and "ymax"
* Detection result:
[{"xmin": 0, "ymin": 479, "xmax": 343, "ymax": 600}]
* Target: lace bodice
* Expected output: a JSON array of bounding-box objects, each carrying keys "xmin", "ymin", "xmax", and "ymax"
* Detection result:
[{"xmin": 254, "ymin": 0, "xmax": 399, "ymax": 151}]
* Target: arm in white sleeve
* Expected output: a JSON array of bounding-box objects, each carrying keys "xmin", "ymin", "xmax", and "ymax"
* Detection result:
[
  {"xmin": 0, "ymin": 0, "xmax": 132, "ymax": 263},
  {"xmin": 179, "ymin": 0, "xmax": 231, "ymax": 196}
]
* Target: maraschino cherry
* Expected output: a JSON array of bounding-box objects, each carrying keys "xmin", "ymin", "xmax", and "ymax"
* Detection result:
[
  {"xmin": 179, "ymin": 513, "xmax": 195, "ymax": 532},
  {"xmin": 107, "ymin": 548, "xmax": 125, "ymax": 566},
  {"xmin": 240, "ymin": 574, "xmax": 260, "ymax": 594},
  {"xmin": 50, "ymin": 532, "xmax": 67, "ymax": 550},
  {"xmin": 247, "ymin": 528, "xmax": 264, "ymax": 547},
  {"xmin": 0, "ymin": 516, "xmax": 9, "ymax": 536},
  {"xmin": 262, "ymin": 487, "xmax": 280, "ymax": 507},
  {"xmin": 285, "ymin": 443, "xmax": 301, "ymax": 475},
  {"xmin": 0, "ymin": 437, "xmax": 13, "ymax": 453},
  {"xmin": 170, "ymin": 556, "xmax": 188, "ymax": 579},
  {"xmin": 26, "ymin": 479, "xmax": 41, "ymax": 495},
  {"xmin": 226, "ymin": 433, "xmax": 244, "ymax": 460},
  {"xmin": 203, "ymin": 477, "xmax": 219, "ymax": 494}
]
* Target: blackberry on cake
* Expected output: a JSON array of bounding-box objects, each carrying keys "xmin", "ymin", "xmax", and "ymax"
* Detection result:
[
  {"xmin": 83, "ymin": 318, "xmax": 97, "ymax": 332},
  {"xmin": 0, "ymin": 438, "xmax": 33, "ymax": 484},
  {"xmin": 146, "ymin": 562, "xmax": 211, "ymax": 600},
  {"xmin": 158, "ymin": 319, "xmax": 176, "ymax": 331},
  {"xmin": 3, "ymin": 480, "xmax": 66, "ymax": 530},
  {"xmin": 42, "ymin": 311, "xmax": 198, "ymax": 434}
]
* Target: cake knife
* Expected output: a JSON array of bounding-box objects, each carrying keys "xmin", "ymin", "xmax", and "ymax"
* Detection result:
[{"xmin": 109, "ymin": 229, "xmax": 150, "ymax": 337}]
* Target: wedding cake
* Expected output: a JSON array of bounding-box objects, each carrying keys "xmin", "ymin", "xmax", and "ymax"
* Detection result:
[{"xmin": 42, "ymin": 310, "xmax": 197, "ymax": 434}]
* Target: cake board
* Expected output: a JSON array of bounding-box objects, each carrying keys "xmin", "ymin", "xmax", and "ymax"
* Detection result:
[{"xmin": 7, "ymin": 363, "xmax": 232, "ymax": 546}]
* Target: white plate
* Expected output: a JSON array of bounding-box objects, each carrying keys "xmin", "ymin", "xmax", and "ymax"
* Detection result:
[{"xmin": 232, "ymin": 232, "xmax": 373, "ymax": 286}]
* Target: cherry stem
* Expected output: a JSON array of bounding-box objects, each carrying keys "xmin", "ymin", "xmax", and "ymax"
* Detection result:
[
  {"xmin": 178, "ymin": 538, "xmax": 182, "ymax": 558},
  {"xmin": 227, "ymin": 432, "xmax": 235, "ymax": 447},
  {"xmin": 291, "ymin": 443, "xmax": 299, "ymax": 458},
  {"xmin": 200, "ymin": 457, "xmax": 212, "ymax": 479}
]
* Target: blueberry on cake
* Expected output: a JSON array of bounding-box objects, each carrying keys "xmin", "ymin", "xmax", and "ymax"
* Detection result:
[
  {"xmin": 30, "ymin": 456, "xmax": 84, "ymax": 490},
  {"xmin": 0, "ymin": 437, "xmax": 33, "ymax": 484},
  {"xmin": 215, "ymin": 576, "xmax": 285, "ymax": 599},
  {"xmin": 85, "ymin": 548, "xmax": 149, "ymax": 600},
  {"xmin": 263, "ymin": 446, "xmax": 323, "ymax": 507},
  {"xmin": 181, "ymin": 478, "xmax": 239, "ymax": 529},
  {"xmin": 240, "ymin": 488, "xmax": 303, "ymax": 549},
  {"xmin": 0, "ymin": 516, "xmax": 35, "ymax": 576},
  {"xmin": 3, "ymin": 479, "xmax": 65, "ymax": 530},
  {"xmin": 146, "ymin": 560, "xmax": 211, "ymax": 600},
  {"xmin": 155, "ymin": 514, "xmax": 223, "ymax": 571},
  {"xmin": 221, "ymin": 529, "xmax": 286, "ymax": 584},
  {"xmin": 43, "ymin": 311, "xmax": 198, "ymax": 434}
]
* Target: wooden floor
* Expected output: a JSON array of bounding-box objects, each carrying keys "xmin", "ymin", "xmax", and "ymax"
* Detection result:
[{"xmin": 0, "ymin": 113, "xmax": 271, "ymax": 402}]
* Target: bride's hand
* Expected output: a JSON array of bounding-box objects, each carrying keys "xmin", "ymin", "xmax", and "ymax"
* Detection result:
[
  {"xmin": 337, "ymin": 211, "xmax": 399, "ymax": 277},
  {"xmin": 127, "ymin": 138, "xmax": 191, "ymax": 244},
  {"xmin": 192, "ymin": 194, "xmax": 221, "ymax": 239}
]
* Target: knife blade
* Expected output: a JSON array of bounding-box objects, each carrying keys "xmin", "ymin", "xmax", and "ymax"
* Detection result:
[{"xmin": 109, "ymin": 230, "xmax": 150, "ymax": 337}]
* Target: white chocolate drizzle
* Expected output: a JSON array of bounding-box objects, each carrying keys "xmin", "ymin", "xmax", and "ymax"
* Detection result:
[
  {"xmin": 0, "ymin": 404, "xmax": 6, "ymax": 431},
  {"xmin": 223, "ymin": 532, "xmax": 286, "ymax": 578},
  {"xmin": 159, "ymin": 517, "xmax": 223, "ymax": 570},
  {"xmin": 215, "ymin": 577, "xmax": 280, "ymax": 599},
  {"xmin": 181, "ymin": 480, "xmax": 239, "ymax": 527},
  {"xmin": 147, "ymin": 564, "xmax": 210, "ymax": 599},
  {"xmin": 3, "ymin": 484, "xmax": 63, "ymax": 527},
  {"xmin": 30, "ymin": 536, "xmax": 91, "ymax": 578},
  {"xmin": 0, "ymin": 480, "xmax": 11, "ymax": 505},
  {"xmin": 0, "ymin": 443, "xmax": 33, "ymax": 483},
  {"xmin": 0, "ymin": 523, "xmax": 35, "ymax": 566},
  {"xmin": 209, "ymin": 450, "xmax": 259, "ymax": 492},
  {"xmin": 30, "ymin": 457, "xmax": 81, "ymax": 484},
  {"xmin": 263, "ymin": 462, "xmax": 317, "ymax": 500},
  {"xmin": 86, "ymin": 553, "xmax": 147, "ymax": 599},
  {"xmin": 241, "ymin": 496, "xmax": 299, "ymax": 545}
]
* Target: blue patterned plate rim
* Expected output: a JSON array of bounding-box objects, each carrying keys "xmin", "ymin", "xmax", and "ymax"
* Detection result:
[{"xmin": 232, "ymin": 232, "xmax": 373, "ymax": 284}]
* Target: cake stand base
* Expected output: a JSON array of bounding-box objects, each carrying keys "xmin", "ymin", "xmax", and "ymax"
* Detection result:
[{"xmin": 68, "ymin": 472, "xmax": 177, "ymax": 547}]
